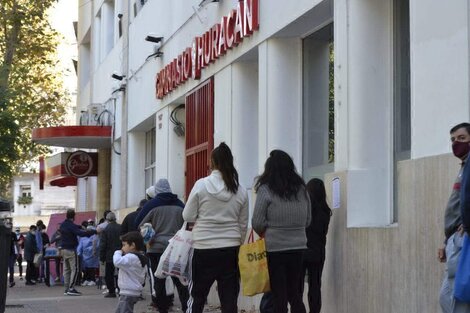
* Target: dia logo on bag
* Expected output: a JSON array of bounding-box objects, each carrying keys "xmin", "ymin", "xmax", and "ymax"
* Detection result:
[{"xmin": 247, "ymin": 251, "xmax": 267, "ymax": 262}]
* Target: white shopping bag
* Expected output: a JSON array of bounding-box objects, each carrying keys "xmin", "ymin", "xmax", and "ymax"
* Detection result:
[
  {"xmin": 165, "ymin": 276, "xmax": 174, "ymax": 296},
  {"xmin": 155, "ymin": 223, "xmax": 193, "ymax": 286}
]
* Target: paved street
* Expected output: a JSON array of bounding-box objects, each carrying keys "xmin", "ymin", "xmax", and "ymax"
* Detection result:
[
  {"xmin": 3, "ymin": 274, "xmax": 224, "ymax": 313},
  {"xmin": 5, "ymin": 277, "xmax": 159, "ymax": 313}
]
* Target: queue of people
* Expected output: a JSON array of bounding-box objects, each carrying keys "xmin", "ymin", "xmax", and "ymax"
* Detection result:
[{"xmin": 8, "ymin": 142, "xmax": 333, "ymax": 313}]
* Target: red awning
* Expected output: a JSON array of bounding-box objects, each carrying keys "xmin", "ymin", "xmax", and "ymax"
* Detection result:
[{"xmin": 32, "ymin": 126, "xmax": 112, "ymax": 149}]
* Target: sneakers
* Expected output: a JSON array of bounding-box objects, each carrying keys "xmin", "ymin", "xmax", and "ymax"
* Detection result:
[
  {"xmin": 66, "ymin": 288, "xmax": 82, "ymax": 296},
  {"xmin": 54, "ymin": 277, "xmax": 60, "ymax": 283},
  {"xmin": 87, "ymin": 281, "xmax": 96, "ymax": 286},
  {"xmin": 9, "ymin": 282, "xmax": 15, "ymax": 288},
  {"xmin": 19, "ymin": 277, "xmax": 23, "ymax": 281},
  {"xmin": 25, "ymin": 281, "xmax": 36, "ymax": 286},
  {"xmin": 64, "ymin": 289, "xmax": 68, "ymax": 295}
]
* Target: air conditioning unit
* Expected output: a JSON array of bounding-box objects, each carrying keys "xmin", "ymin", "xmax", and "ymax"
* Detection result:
[{"xmin": 87, "ymin": 104, "xmax": 105, "ymax": 126}]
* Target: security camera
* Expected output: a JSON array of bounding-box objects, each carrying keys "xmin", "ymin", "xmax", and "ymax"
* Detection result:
[
  {"xmin": 145, "ymin": 34, "xmax": 163, "ymax": 43},
  {"xmin": 111, "ymin": 73, "xmax": 125, "ymax": 81}
]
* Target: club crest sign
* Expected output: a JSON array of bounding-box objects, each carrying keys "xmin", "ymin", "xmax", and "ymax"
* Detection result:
[{"xmin": 66, "ymin": 151, "xmax": 95, "ymax": 178}]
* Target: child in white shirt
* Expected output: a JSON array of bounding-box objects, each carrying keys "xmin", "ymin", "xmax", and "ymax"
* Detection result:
[{"xmin": 113, "ymin": 231, "xmax": 148, "ymax": 313}]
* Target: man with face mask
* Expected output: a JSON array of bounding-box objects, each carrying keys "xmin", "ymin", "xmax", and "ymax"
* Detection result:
[{"xmin": 439, "ymin": 122, "xmax": 470, "ymax": 313}]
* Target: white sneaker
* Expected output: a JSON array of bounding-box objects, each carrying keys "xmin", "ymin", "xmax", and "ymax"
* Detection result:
[
  {"xmin": 88, "ymin": 281, "xmax": 96, "ymax": 286},
  {"xmin": 102, "ymin": 289, "xmax": 109, "ymax": 294}
]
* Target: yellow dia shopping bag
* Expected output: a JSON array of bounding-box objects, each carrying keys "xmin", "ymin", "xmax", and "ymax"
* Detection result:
[{"xmin": 238, "ymin": 231, "xmax": 271, "ymax": 296}]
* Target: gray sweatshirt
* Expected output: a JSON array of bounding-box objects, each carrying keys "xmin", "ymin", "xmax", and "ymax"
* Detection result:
[
  {"xmin": 252, "ymin": 184, "xmax": 311, "ymax": 252},
  {"xmin": 139, "ymin": 205, "xmax": 184, "ymax": 253}
]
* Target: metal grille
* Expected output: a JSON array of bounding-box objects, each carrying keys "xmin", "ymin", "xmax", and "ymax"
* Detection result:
[{"xmin": 185, "ymin": 78, "xmax": 214, "ymax": 198}]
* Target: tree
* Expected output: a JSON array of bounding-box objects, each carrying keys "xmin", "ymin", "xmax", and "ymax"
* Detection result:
[{"xmin": 0, "ymin": 0, "xmax": 68, "ymax": 197}]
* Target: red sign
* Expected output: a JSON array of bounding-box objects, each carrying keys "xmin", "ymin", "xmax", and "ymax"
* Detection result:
[
  {"xmin": 156, "ymin": 0, "xmax": 259, "ymax": 99},
  {"xmin": 65, "ymin": 151, "xmax": 97, "ymax": 178}
]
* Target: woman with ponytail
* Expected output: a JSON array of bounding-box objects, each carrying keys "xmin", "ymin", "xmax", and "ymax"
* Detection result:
[
  {"xmin": 252, "ymin": 150, "xmax": 311, "ymax": 313},
  {"xmin": 183, "ymin": 142, "xmax": 248, "ymax": 313}
]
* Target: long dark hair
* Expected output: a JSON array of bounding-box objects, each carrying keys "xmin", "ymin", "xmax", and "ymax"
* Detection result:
[
  {"xmin": 211, "ymin": 142, "xmax": 239, "ymax": 194},
  {"xmin": 306, "ymin": 178, "xmax": 332, "ymax": 216},
  {"xmin": 255, "ymin": 150, "xmax": 305, "ymax": 200}
]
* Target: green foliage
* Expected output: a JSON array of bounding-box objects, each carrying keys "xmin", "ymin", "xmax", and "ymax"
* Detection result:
[
  {"xmin": 0, "ymin": 0, "xmax": 67, "ymax": 197},
  {"xmin": 17, "ymin": 195, "xmax": 32, "ymax": 205}
]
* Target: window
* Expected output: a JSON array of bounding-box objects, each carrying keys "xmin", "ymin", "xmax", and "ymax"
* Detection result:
[
  {"xmin": 393, "ymin": 0, "xmax": 410, "ymax": 221},
  {"xmin": 302, "ymin": 23, "xmax": 335, "ymax": 181},
  {"xmin": 145, "ymin": 128, "xmax": 156, "ymax": 190},
  {"xmin": 20, "ymin": 185, "xmax": 31, "ymax": 197},
  {"xmin": 393, "ymin": 0, "xmax": 411, "ymax": 160}
]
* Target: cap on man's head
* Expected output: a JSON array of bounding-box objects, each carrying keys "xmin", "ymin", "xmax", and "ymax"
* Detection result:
[
  {"xmin": 106, "ymin": 211, "xmax": 116, "ymax": 222},
  {"xmin": 154, "ymin": 178, "xmax": 172, "ymax": 195}
]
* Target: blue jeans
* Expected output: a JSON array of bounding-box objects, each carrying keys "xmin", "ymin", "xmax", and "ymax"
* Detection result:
[{"xmin": 440, "ymin": 232, "xmax": 470, "ymax": 313}]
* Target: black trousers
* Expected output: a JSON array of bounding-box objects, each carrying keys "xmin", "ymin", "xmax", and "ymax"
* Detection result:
[
  {"xmin": 267, "ymin": 250, "xmax": 306, "ymax": 313},
  {"xmin": 148, "ymin": 252, "xmax": 189, "ymax": 313},
  {"xmin": 105, "ymin": 262, "xmax": 116, "ymax": 294},
  {"xmin": 300, "ymin": 251, "xmax": 325, "ymax": 313},
  {"xmin": 26, "ymin": 261, "xmax": 35, "ymax": 283},
  {"xmin": 83, "ymin": 267, "xmax": 97, "ymax": 282},
  {"xmin": 188, "ymin": 247, "xmax": 240, "ymax": 313},
  {"xmin": 8, "ymin": 254, "xmax": 16, "ymax": 283},
  {"xmin": 17, "ymin": 254, "xmax": 23, "ymax": 277}
]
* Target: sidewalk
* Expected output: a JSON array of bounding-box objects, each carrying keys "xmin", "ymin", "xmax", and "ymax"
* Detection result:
[{"xmin": 4, "ymin": 274, "xmax": 217, "ymax": 313}]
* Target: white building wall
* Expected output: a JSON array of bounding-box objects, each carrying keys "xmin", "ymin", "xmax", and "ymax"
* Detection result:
[
  {"xmin": 78, "ymin": 0, "xmax": 92, "ymax": 44},
  {"xmin": 12, "ymin": 174, "xmax": 75, "ymax": 217},
  {"xmin": 110, "ymin": 141, "xmax": 122, "ymax": 210},
  {"xmin": 214, "ymin": 67, "xmax": 233, "ymax": 147},
  {"xmin": 258, "ymin": 38, "xmax": 303, "ymax": 170},
  {"xmin": 167, "ymin": 108, "xmax": 186, "ymax": 200},
  {"xmin": 127, "ymin": 132, "xmax": 146, "ymax": 207},
  {"xmin": 231, "ymin": 62, "xmax": 259, "ymax": 189},
  {"xmin": 410, "ymin": 0, "xmax": 470, "ymax": 159},
  {"xmin": 155, "ymin": 107, "xmax": 170, "ymax": 181}
]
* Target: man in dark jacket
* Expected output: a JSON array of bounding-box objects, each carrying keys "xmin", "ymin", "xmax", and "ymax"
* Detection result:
[
  {"xmin": 23, "ymin": 225, "xmax": 38, "ymax": 285},
  {"xmin": 8, "ymin": 222, "xmax": 19, "ymax": 287},
  {"xmin": 100, "ymin": 211, "xmax": 121, "ymax": 298},
  {"xmin": 137, "ymin": 178, "xmax": 188, "ymax": 313},
  {"xmin": 60, "ymin": 209, "xmax": 96, "ymax": 296},
  {"xmin": 120, "ymin": 199, "xmax": 147, "ymax": 235}
]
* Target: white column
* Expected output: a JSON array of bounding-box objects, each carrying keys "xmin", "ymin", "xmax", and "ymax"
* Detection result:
[
  {"xmin": 155, "ymin": 107, "xmax": 169, "ymax": 180},
  {"xmin": 168, "ymin": 106, "xmax": 186, "ymax": 200},
  {"xmin": 336, "ymin": 0, "xmax": 393, "ymax": 226},
  {"xmin": 258, "ymin": 38, "xmax": 302, "ymax": 172},
  {"xmin": 231, "ymin": 62, "xmax": 259, "ymax": 188},
  {"xmin": 110, "ymin": 141, "xmax": 121, "ymax": 210},
  {"xmin": 127, "ymin": 132, "xmax": 146, "ymax": 206}
]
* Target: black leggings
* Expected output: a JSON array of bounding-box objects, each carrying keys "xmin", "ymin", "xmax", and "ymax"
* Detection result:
[{"xmin": 267, "ymin": 250, "xmax": 306, "ymax": 313}]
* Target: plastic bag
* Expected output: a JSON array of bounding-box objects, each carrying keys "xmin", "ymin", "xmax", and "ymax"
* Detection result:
[
  {"xmin": 155, "ymin": 223, "xmax": 193, "ymax": 286},
  {"xmin": 33, "ymin": 253, "xmax": 43, "ymax": 268},
  {"xmin": 238, "ymin": 230, "xmax": 270, "ymax": 296},
  {"xmin": 165, "ymin": 276, "xmax": 174, "ymax": 296},
  {"xmin": 455, "ymin": 234, "xmax": 470, "ymax": 301}
]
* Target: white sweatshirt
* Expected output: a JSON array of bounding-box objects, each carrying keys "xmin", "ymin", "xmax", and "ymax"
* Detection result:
[
  {"xmin": 113, "ymin": 250, "xmax": 147, "ymax": 296},
  {"xmin": 183, "ymin": 170, "xmax": 249, "ymax": 249}
]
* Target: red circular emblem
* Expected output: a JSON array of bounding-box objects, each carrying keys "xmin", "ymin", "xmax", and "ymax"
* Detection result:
[{"xmin": 66, "ymin": 151, "xmax": 94, "ymax": 178}]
